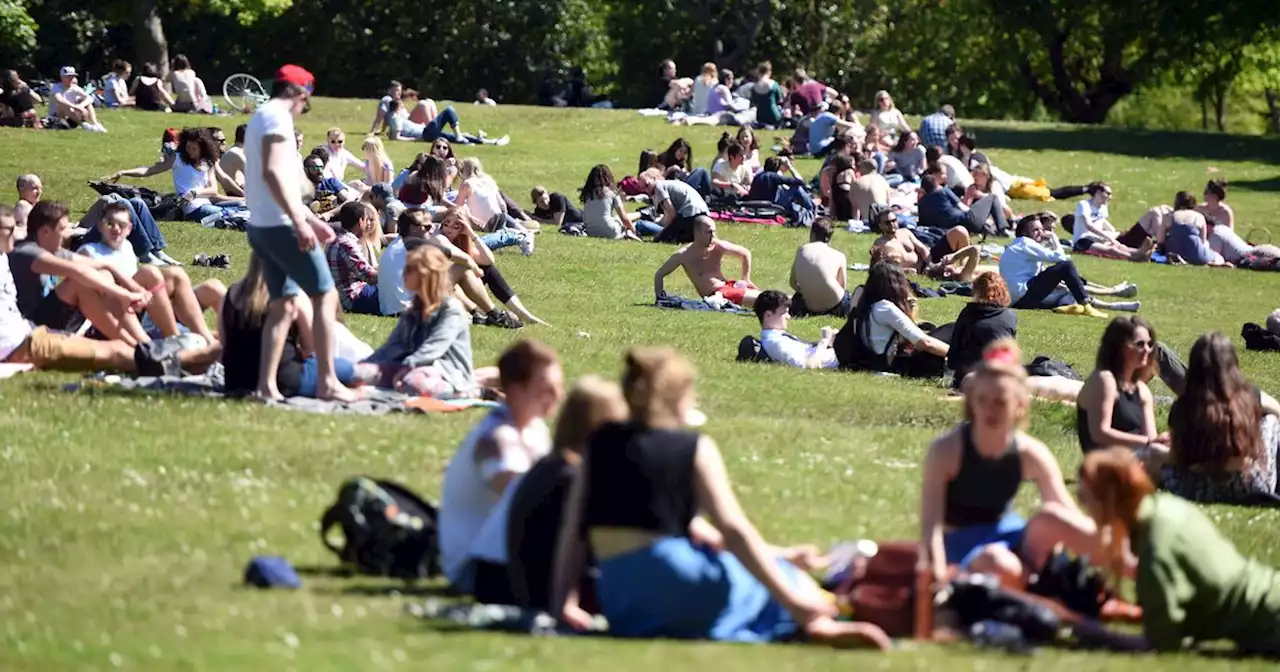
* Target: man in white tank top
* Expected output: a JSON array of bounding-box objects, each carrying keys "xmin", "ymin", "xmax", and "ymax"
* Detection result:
[{"xmin": 438, "ymin": 340, "xmax": 564, "ymax": 590}]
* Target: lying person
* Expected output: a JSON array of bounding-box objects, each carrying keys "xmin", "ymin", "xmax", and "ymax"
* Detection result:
[
  {"xmin": 654, "ymin": 216, "xmax": 759, "ymax": 308},
  {"xmin": 921, "ymin": 340, "xmax": 1099, "ymax": 588},
  {"xmin": 788, "ymin": 218, "xmax": 850, "ymax": 318},
  {"xmin": 1000, "ymin": 214, "xmax": 1139, "ymax": 315},
  {"xmin": 551, "ymin": 346, "xmax": 890, "ymax": 648},
  {"xmin": 754, "ymin": 290, "xmax": 838, "ymax": 369},
  {"xmin": 77, "ymin": 201, "xmax": 225, "ymax": 345},
  {"xmin": 1079, "ymin": 449, "xmax": 1280, "ymax": 656},
  {"xmin": 438, "ymin": 340, "xmax": 561, "ymax": 597},
  {"xmin": 529, "ymin": 186, "xmax": 584, "ymax": 230},
  {"xmin": 220, "ymin": 253, "xmax": 362, "ymax": 398}
]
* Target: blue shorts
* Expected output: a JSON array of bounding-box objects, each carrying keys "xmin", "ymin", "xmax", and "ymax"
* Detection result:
[
  {"xmin": 297, "ymin": 356, "xmax": 357, "ymax": 397},
  {"xmin": 943, "ymin": 512, "xmax": 1027, "ymax": 568},
  {"xmin": 246, "ymin": 225, "xmax": 335, "ymax": 300}
]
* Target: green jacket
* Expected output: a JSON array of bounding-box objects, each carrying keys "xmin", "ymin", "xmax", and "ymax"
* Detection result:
[{"xmin": 1134, "ymin": 492, "xmax": 1280, "ymax": 653}]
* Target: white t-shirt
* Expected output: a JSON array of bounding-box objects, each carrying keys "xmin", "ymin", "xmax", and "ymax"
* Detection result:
[
  {"xmin": 1072, "ymin": 199, "xmax": 1109, "ymax": 244},
  {"xmin": 438, "ymin": 406, "xmax": 551, "ymax": 585},
  {"xmin": 377, "ymin": 238, "xmax": 410, "ymax": 316},
  {"xmin": 325, "ymin": 148, "xmax": 364, "ymax": 181},
  {"xmin": 78, "ymin": 242, "xmax": 139, "ymax": 276},
  {"xmin": 761, "ymin": 329, "xmax": 838, "ymax": 369},
  {"xmin": 466, "ymin": 473, "xmax": 523, "ymax": 566},
  {"xmin": 464, "ymin": 177, "xmax": 504, "ymax": 224},
  {"xmin": 0, "ymin": 254, "xmax": 33, "ymax": 363},
  {"xmin": 937, "ymin": 155, "xmax": 974, "ymax": 190},
  {"xmin": 868, "ymin": 300, "xmax": 925, "ymax": 355},
  {"xmin": 244, "ymin": 98, "xmax": 296, "ymax": 228},
  {"xmin": 173, "ymin": 157, "xmax": 212, "ymax": 214},
  {"xmin": 51, "ymin": 82, "xmax": 90, "ymax": 108},
  {"xmin": 711, "ymin": 158, "xmax": 752, "ymax": 192}
]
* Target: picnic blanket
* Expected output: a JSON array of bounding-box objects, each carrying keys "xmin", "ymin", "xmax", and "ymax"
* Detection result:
[
  {"xmin": 409, "ymin": 598, "xmax": 608, "ymax": 636},
  {"xmin": 64, "ymin": 370, "xmax": 499, "ymax": 416},
  {"xmin": 656, "ymin": 293, "xmax": 753, "ymax": 315}
]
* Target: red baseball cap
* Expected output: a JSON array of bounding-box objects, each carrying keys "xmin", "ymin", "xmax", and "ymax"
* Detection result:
[{"xmin": 275, "ymin": 64, "xmax": 315, "ymax": 92}]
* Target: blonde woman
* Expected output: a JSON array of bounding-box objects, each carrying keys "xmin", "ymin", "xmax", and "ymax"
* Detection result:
[
  {"xmin": 551, "ymin": 347, "xmax": 891, "ymax": 648},
  {"xmin": 324, "ymin": 128, "xmax": 366, "ymax": 182},
  {"xmin": 453, "ymin": 157, "xmax": 526, "ymax": 233},
  {"xmin": 362, "ymin": 135, "xmax": 395, "ymax": 186},
  {"xmin": 359, "ymin": 246, "xmax": 479, "ymax": 398},
  {"xmin": 869, "ymin": 90, "xmax": 911, "ymax": 139},
  {"xmin": 691, "ymin": 62, "xmax": 718, "ymax": 116}
]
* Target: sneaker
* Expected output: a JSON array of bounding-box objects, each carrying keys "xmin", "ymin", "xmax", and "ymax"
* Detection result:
[
  {"xmin": 1114, "ymin": 282, "xmax": 1138, "ymax": 298},
  {"xmin": 1105, "ymin": 300, "xmax": 1141, "ymax": 313},
  {"xmin": 487, "ymin": 310, "xmax": 524, "ymax": 329},
  {"xmin": 1081, "ymin": 304, "xmax": 1109, "ymax": 318},
  {"xmin": 494, "ymin": 135, "xmax": 510, "ymax": 146},
  {"xmin": 1052, "ymin": 304, "xmax": 1086, "ymax": 316},
  {"xmin": 517, "ymin": 230, "xmax": 535, "ymax": 256},
  {"xmin": 471, "ymin": 310, "xmax": 490, "ymax": 326},
  {"xmin": 138, "ymin": 252, "xmax": 168, "ymax": 267},
  {"xmin": 155, "ymin": 250, "xmax": 183, "ymax": 266}
]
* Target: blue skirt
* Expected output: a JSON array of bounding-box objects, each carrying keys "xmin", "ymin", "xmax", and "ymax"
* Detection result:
[{"xmin": 595, "ymin": 537, "xmax": 802, "ymax": 642}]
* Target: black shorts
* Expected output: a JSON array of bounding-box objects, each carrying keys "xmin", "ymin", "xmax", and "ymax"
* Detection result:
[
  {"xmin": 928, "ymin": 236, "xmax": 954, "ymax": 264},
  {"xmin": 790, "ymin": 290, "xmax": 853, "ymax": 319},
  {"xmin": 32, "ymin": 291, "xmax": 84, "ymax": 332},
  {"xmin": 1073, "ymin": 237, "xmax": 1096, "ymax": 252}
]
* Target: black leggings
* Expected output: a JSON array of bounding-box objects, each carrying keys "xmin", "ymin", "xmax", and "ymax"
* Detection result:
[
  {"xmin": 1050, "ymin": 185, "xmax": 1090, "ymax": 200},
  {"xmin": 481, "ymin": 264, "xmax": 516, "ymax": 304},
  {"xmin": 1013, "ymin": 261, "xmax": 1089, "ymax": 309}
]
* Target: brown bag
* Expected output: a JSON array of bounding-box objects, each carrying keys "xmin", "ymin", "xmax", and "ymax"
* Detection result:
[{"xmin": 832, "ymin": 541, "xmax": 926, "ymax": 638}]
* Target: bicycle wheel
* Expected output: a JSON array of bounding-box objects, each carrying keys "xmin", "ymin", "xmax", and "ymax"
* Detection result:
[{"xmin": 223, "ymin": 73, "xmax": 266, "ymax": 112}]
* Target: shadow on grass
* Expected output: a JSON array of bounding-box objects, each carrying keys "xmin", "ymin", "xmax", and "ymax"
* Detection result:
[
  {"xmin": 1228, "ymin": 175, "xmax": 1280, "ymax": 193},
  {"xmin": 967, "ymin": 123, "xmax": 1280, "ymax": 165}
]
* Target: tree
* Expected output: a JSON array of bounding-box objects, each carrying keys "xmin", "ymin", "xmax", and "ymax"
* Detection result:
[
  {"xmin": 992, "ymin": 0, "xmax": 1280, "ymax": 124},
  {"xmin": 0, "ymin": 0, "xmax": 37, "ymax": 69}
]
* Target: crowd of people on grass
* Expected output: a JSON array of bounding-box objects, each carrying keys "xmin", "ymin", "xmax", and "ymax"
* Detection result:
[{"xmin": 3, "ymin": 56, "xmax": 1280, "ymax": 658}]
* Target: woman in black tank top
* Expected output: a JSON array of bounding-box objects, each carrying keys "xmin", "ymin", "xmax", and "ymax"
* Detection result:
[
  {"xmin": 1076, "ymin": 317, "xmax": 1168, "ymax": 476},
  {"xmin": 921, "ymin": 339, "xmax": 1098, "ymax": 589},
  {"xmin": 551, "ymin": 347, "xmax": 890, "ymax": 649}
]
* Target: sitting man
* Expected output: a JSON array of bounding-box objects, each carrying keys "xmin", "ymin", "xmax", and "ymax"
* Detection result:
[
  {"xmin": 51, "ymin": 66, "xmax": 107, "ymax": 133},
  {"xmin": 754, "ymin": 289, "xmax": 838, "ymax": 369},
  {"xmin": 710, "ymin": 140, "xmax": 752, "ymax": 199},
  {"xmin": 850, "ymin": 158, "xmax": 890, "ymax": 225},
  {"xmin": 869, "ymin": 209, "xmax": 980, "ymax": 281},
  {"xmin": 304, "ymin": 148, "xmax": 359, "ymax": 216},
  {"xmin": 218, "ymin": 123, "xmax": 248, "ymax": 190},
  {"xmin": 12, "ymin": 173, "xmax": 40, "ymax": 240},
  {"xmin": 917, "ymin": 173, "xmax": 1008, "ymax": 236},
  {"xmin": 654, "ymin": 215, "xmax": 759, "ymax": 308},
  {"xmin": 325, "ymin": 202, "xmax": 380, "ymax": 315},
  {"xmin": 77, "ymin": 201, "xmax": 225, "ymax": 344},
  {"xmin": 788, "ymin": 218, "xmax": 851, "ymax": 318},
  {"xmin": 637, "ymin": 167, "xmax": 710, "ymax": 244},
  {"xmin": 746, "ymin": 155, "xmax": 810, "ymax": 210},
  {"xmin": 999, "ymin": 213, "xmax": 1138, "ymax": 316},
  {"xmin": 377, "ymin": 210, "xmax": 431, "ymax": 317},
  {"xmin": 440, "ymin": 340, "xmax": 563, "ymax": 603},
  {"xmin": 12, "ymin": 201, "xmax": 155, "ymax": 344}
]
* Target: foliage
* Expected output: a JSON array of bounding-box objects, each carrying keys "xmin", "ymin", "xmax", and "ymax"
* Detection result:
[{"xmin": 0, "ymin": 0, "xmax": 37, "ymax": 69}]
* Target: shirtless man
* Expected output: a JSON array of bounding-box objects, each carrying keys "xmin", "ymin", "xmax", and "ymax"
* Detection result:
[
  {"xmin": 654, "ymin": 216, "xmax": 759, "ymax": 308},
  {"xmin": 788, "ymin": 218, "xmax": 850, "ymax": 317},
  {"xmin": 219, "ymin": 123, "xmax": 248, "ymax": 189},
  {"xmin": 870, "ymin": 209, "xmax": 981, "ymax": 281},
  {"xmin": 12, "ymin": 174, "xmax": 40, "ymax": 239},
  {"xmin": 851, "ymin": 159, "xmax": 890, "ymax": 223}
]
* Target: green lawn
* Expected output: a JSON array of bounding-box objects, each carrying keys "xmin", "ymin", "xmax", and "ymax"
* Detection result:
[{"xmin": 3, "ymin": 101, "xmax": 1280, "ymax": 671}]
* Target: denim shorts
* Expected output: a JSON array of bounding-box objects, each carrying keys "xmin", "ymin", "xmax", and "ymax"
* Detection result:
[{"xmin": 246, "ymin": 225, "xmax": 335, "ymax": 299}]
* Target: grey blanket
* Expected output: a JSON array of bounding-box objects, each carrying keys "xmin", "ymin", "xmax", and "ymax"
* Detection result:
[
  {"xmin": 655, "ymin": 293, "xmax": 753, "ymax": 315},
  {"xmin": 408, "ymin": 598, "xmax": 607, "ymax": 636}
]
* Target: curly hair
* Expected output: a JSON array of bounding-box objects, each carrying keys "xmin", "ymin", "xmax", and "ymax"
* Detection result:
[
  {"xmin": 1169, "ymin": 332, "xmax": 1263, "ymax": 472},
  {"xmin": 177, "ymin": 127, "xmax": 220, "ymax": 168},
  {"xmin": 972, "ymin": 272, "xmax": 1011, "ymax": 308},
  {"xmin": 579, "ymin": 164, "xmax": 618, "ymax": 204}
]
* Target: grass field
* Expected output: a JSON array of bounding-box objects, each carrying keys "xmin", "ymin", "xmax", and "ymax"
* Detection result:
[{"xmin": 2, "ymin": 100, "xmax": 1280, "ymax": 671}]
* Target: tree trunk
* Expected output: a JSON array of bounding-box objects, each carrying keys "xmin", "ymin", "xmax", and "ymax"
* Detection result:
[
  {"xmin": 132, "ymin": 0, "xmax": 169, "ymax": 77},
  {"xmin": 1200, "ymin": 97, "xmax": 1208, "ymax": 130},
  {"xmin": 1267, "ymin": 88, "xmax": 1280, "ymax": 135},
  {"xmin": 1214, "ymin": 90, "xmax": 1227, "ymax": 133}
]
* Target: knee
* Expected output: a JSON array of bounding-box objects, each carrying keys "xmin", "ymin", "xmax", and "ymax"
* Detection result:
[
  {"xmin": 968, "ymin": 545, "xmax": 1024, "ymax": 586},
  {"xmin": 135, "ymin": 265, "xmax": 164, "ymax": 286}
]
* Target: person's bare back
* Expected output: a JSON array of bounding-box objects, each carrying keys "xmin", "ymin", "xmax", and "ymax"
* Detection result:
[
  {"xmin": 791, "ymin": 242, "xmax": 847, "ymax": 312},
  {"xmin": 220, "ymin": 147, "xmax": 246, "ymax": 188},
  {"xmin": 852, "ymin": 172, "xmax": 890, "ymax": 222}
]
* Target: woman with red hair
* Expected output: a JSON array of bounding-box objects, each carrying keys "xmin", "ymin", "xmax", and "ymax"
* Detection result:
[{"xmin": 1079, "ymin": 448, "xmax": 1280, "ymax": 655}]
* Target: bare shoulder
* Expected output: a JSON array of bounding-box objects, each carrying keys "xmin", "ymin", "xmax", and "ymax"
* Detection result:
[{"xmin": 926, "ymin": 426, "xmax": 964, "ymax": 468}]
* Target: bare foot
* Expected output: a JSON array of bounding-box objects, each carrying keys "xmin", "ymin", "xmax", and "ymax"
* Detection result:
[
  {"xmin": 252, "ymin": 387, "xmax": 284, "ymax": 402},
  {"xmin": 806, "ymin": 619, "xmax": 893, "ymax": 650},
  {"xmin": 315, "ymin": 378, "xmax": 360, "ymax": 402}
]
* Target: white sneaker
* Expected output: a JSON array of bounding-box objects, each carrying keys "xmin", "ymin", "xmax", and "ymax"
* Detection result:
[
  {"xmin": 1114, "ymin": 282, "xmax": 1138, "ymax": 298},
  {"xmin": 517, "ymin": 230, "xmax": 535, "ymax": 256},
  {"xmin": 494, "ymin": 135, "xmax": 510, "ymax": 146},
  {"xmin": 155, "ymin": 250, "xmax": 183, "ymax": 266},
  {"xmin": 87, "ymin": 123, "xmax": 107, "ymax": 133}
]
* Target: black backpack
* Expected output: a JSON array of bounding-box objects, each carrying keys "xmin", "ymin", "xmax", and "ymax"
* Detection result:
[
  {"xmin": 319, "ymin": 477, "xmax": 441, "ymax": 580},
  {"xmin": 736, "ymin": 335, "xmax": 774, "ymax": 363},
  {"xmin": 1243, "ymin": 322, "xmax": 1280, "ymax": 352}
]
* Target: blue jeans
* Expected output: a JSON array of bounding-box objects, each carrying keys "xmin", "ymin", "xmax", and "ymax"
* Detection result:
[
  {"xmin": 684, "ymin": 168, "xmax": 712, "ymax": 197},
  {"xmin": 298, "ymin": 356, "xmax": 357, "ymax": 397},
  {"xmin": 635, "ymin": 220, "xmax": 663, "ymax": 237},
  {"xmin": 246, "ymin": 225, "xmax": 335, "ymax": 299},
  {"xmin": 775, "ymin": 185, "xmax": 813, "ymax": 211},
  {"xmin": 423, "ymin": 106, "xmax": 461, "ymax": 142},
  {"xmin": 82, "ymin": 196, "xmax": 167, "ymax": 256},
  {"xmin": 481, "ymin": 228, "xmax": 521, "ymax": 251}
]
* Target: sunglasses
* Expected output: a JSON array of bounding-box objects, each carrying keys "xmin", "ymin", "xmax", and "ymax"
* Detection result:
[
  {"xmin": 330, "ymin": 139, "xmax": 344, "ymax": 145},
  {"xmin": 1130, "ymin": 339, "xmax": 1154, "ymax": 351}
]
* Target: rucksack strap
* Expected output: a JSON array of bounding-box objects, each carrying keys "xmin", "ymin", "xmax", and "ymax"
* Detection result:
[{"xmin": 318, "ymin": 504, "xmax": 346, "ymax": 558}]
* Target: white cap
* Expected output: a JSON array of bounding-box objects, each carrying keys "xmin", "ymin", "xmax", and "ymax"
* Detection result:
[{"xmin": 59, "ymin": 66, "xmax": 77, "ymax": 78}]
